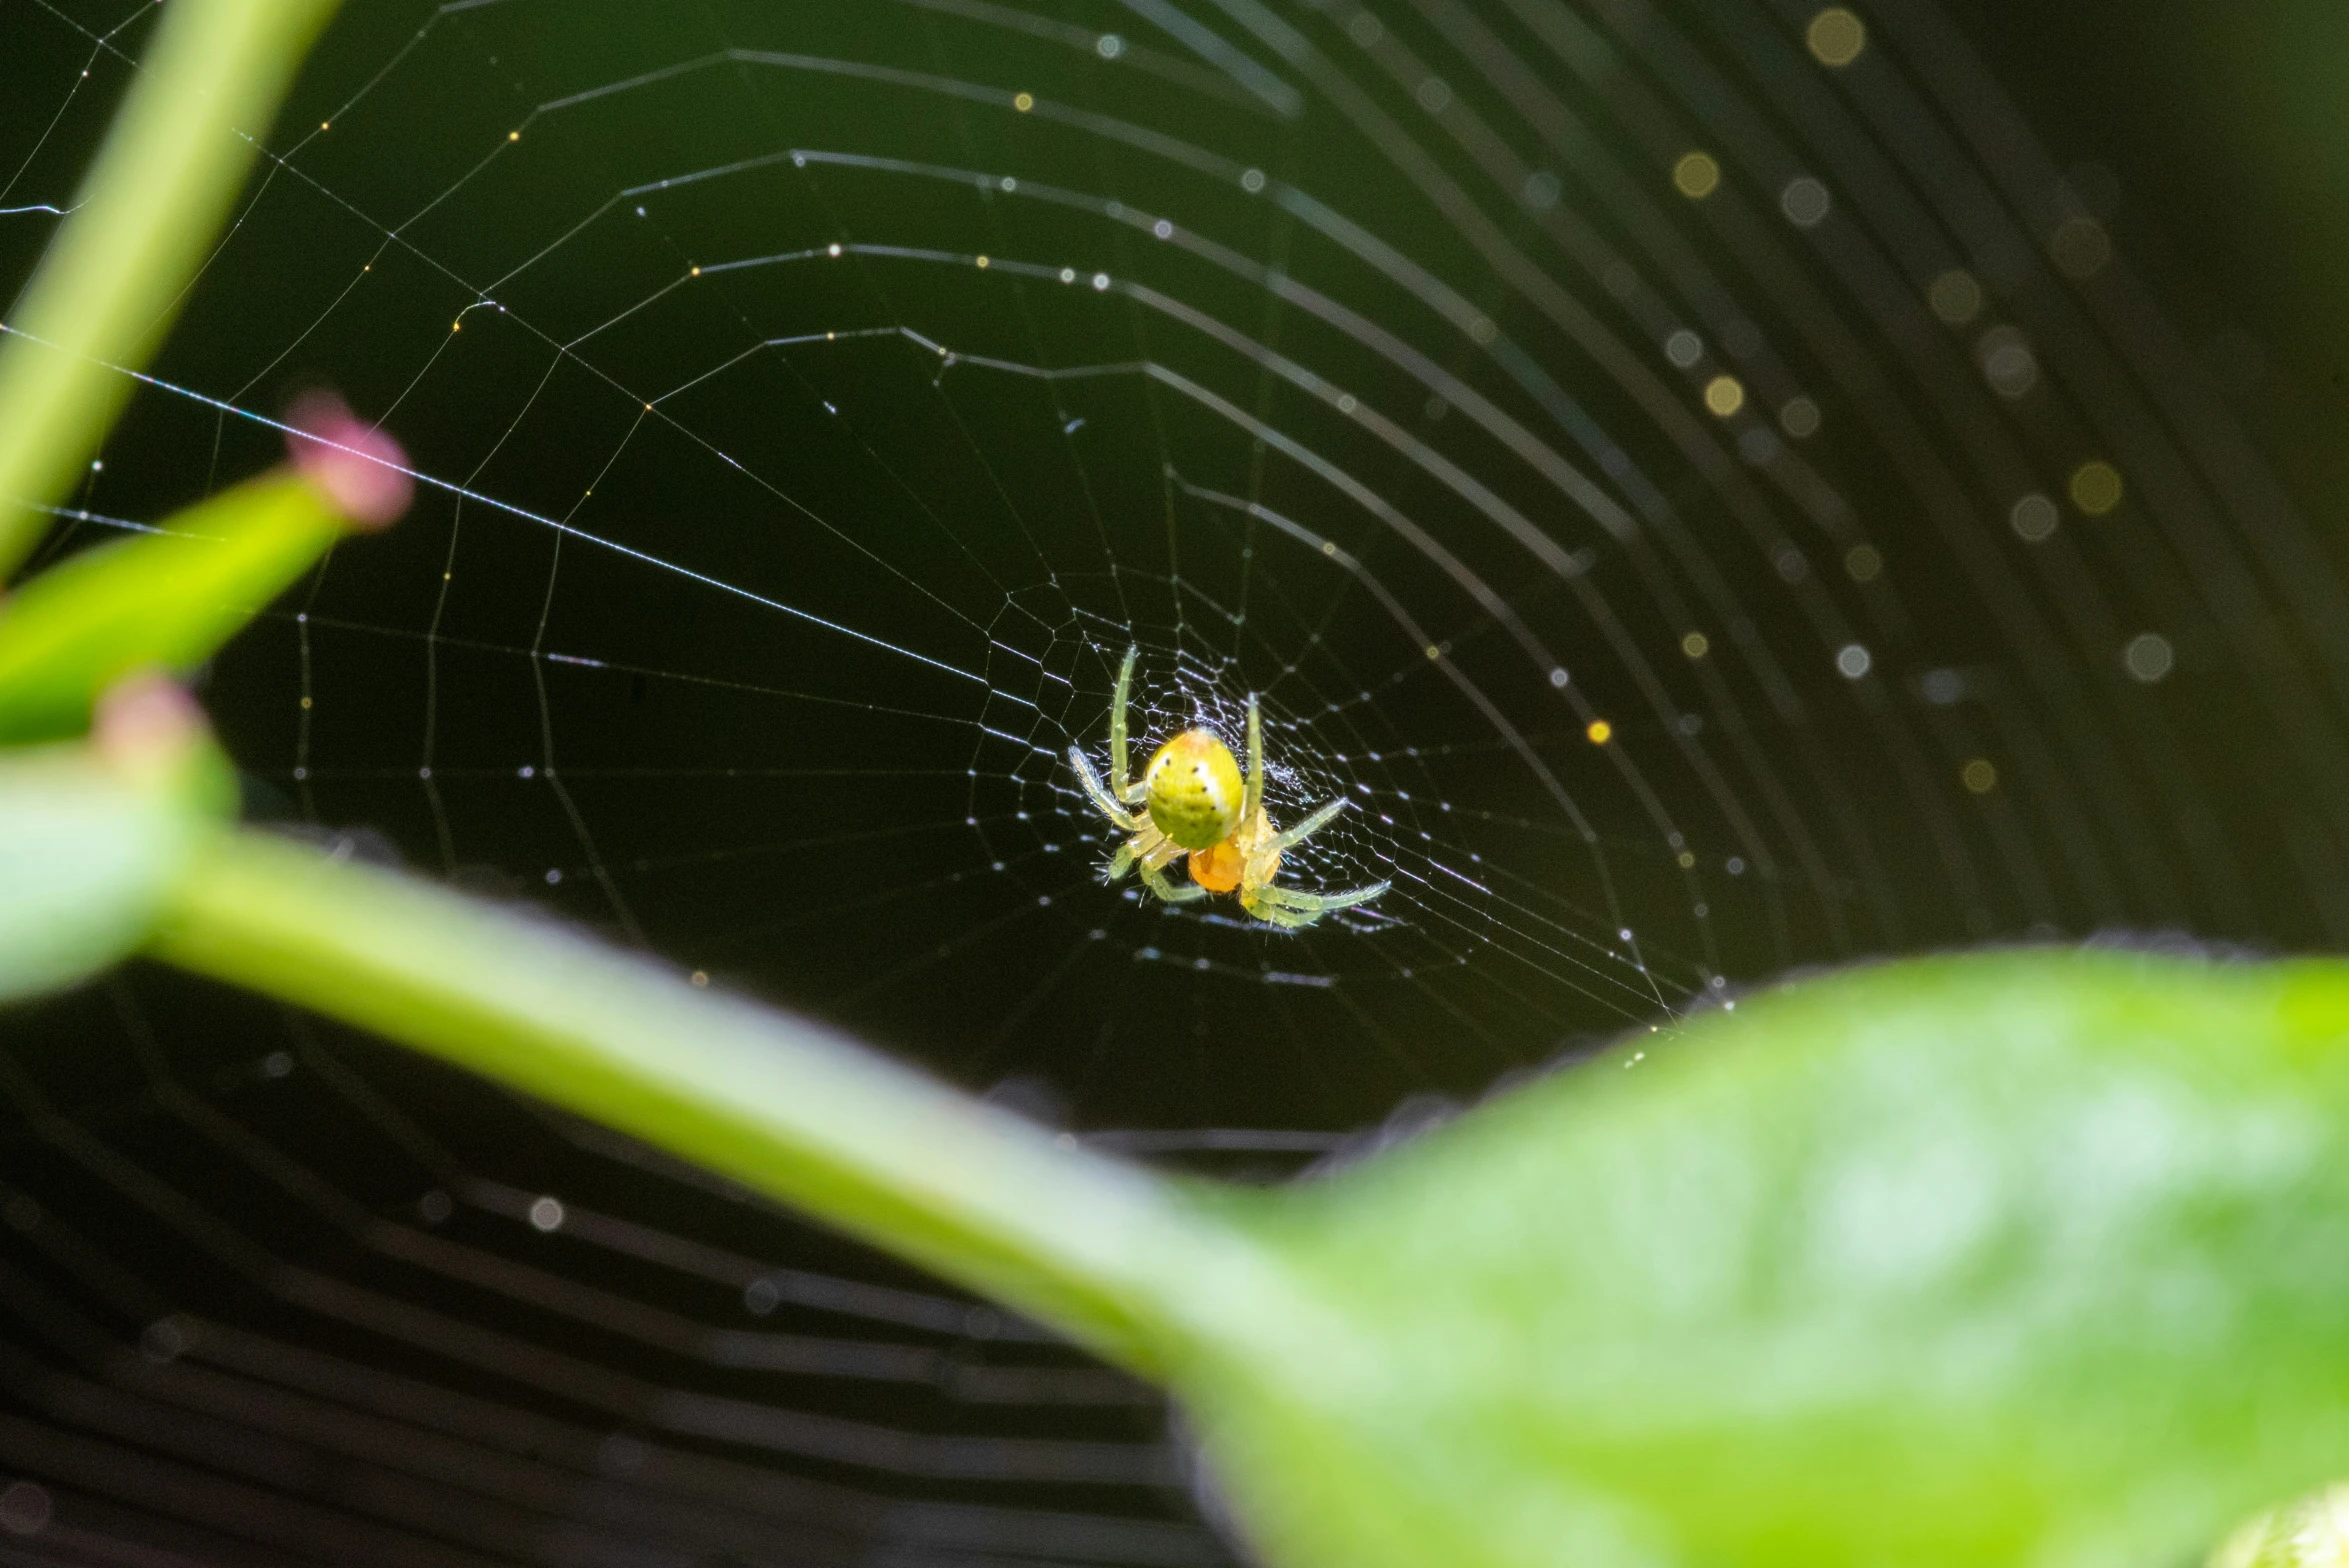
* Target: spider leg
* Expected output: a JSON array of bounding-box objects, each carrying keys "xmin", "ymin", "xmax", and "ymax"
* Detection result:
[
  {"xmin": 1240, "ymin": 897, "xmax": 1321, "ymax": 931},
  {"xmin": 1069, "ymin": 745, "xmax": 1146, "ymax": 832},
  {"xmin": 1113, "ymin": 824, "xmax": 1183, "ymax": 886},
  {"xmin": 1243, "ymin": 693, "xmax": 1264, "ymax": 827},
  {"xmin": 1109, "ymin": 644, "xmax": 1138, "ymax": 798},
  {"xmin": 1251, "ymin": 880, "xmax": 1390, "ymax": 915},
  {"xmin": 1138, "ymin": 833, "xmax": 1185, "ymax": 870},
  {"xmin": 1139, "ymin": 860, "xmax": 1208, "ymax": 905},
  {"xmin": 1268, "ymin": 795, "xmax": 1351, "ymax": 853},
  {"xmin": 1245, "ymin": 876, "xmax": 1391, "ymax": 931}
]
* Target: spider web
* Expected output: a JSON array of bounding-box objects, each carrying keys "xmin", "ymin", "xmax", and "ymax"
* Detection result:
[{"xmin": 3, "ymin": 0, "xmax": 2346, "ymax": 1561}]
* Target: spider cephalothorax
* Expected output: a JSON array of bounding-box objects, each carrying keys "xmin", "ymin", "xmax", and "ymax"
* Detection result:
[{"xmin": 1067, "ymin": 648, "xmax": 1389, "ymax": 930}]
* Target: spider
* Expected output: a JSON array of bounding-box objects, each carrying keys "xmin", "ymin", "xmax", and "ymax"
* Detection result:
[{"xmin": 1067, "ymin": 647, "xmax": 1390, "ymax": 930}]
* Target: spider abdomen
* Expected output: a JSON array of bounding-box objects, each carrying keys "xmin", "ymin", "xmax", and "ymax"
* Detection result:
[{"xmin": 1144, "ymin": 728, "xmax": 1244, "ymax": 851}]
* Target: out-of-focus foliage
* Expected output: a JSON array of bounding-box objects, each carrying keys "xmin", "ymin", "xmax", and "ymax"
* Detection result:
[
  {"xmin": 153, "ymin": 837, "xmax": 2349, "ymax": 1568},
  {"xmin": 0, "ymin": 682, "xmax": 231, "ymax": 1001},
  {"xmin": 0, "ymin": 0, "xmax": 337, "ymax": 575},
  {"xmin": 0, "ymin": 472, "xmax": 349, "ymax": 745},
  {"xmin": 1187, "ymin": 952, "xmax": 2349, "ymax": 1568},
  {"xmin": 2214, "ymin": 1484, "xmax": 2349, "ymax": 1568},
  {"xmin": 2, "ymin": 5, "xmax": 2346, "ymax": 1568}
]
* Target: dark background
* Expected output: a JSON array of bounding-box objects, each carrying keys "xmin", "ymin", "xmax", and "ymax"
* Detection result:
[
  {"xmin": 1952, "ymin": 0, "xmax": 2349, "ymax": 539},
  {"xmin": 2, "ymin": 1, "xmax": 2346, "ymax": 1563}
]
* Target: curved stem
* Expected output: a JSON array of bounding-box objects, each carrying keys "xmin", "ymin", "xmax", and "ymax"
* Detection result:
[
  {"xmin": 149, "ymin": 828, "xmax": 1268, "ymax": 1375},
  {"xmin": 0, "ymin": 0, "xmax": 339, "ymax": 577}
]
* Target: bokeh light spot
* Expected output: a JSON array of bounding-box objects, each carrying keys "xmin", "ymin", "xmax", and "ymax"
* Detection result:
[
  {"xmin": 2070, "ymin": 461, "xmax": 2125, "ymax": 515},
  {"xmin": 1928, "ymin": 268, "xmax": 1983, "ymax": 325},
  {"xmin": 2124, "ymin": 632, "xmax": 2175, "ymax": 683},
  {"xmin": 2050, "ymin": 216, "xmax": 2113, "ymax": 280},
  {"xmin": 2011, "ymin": 493, "xmax": 2060, "ymax": 541},
  {"xmin": 1807, "ymin": 7, "xmax": 1867, "ymax": 67},
  {"xmin": 1978, "ymin": 325, "xmax": 2040, "ymax": 398},
  {"xmin": 1781, "ymin": 176, "xmax": 1832, "ymax": 227}
]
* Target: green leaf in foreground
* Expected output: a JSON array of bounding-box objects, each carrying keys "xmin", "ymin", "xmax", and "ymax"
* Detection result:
[
  {"xmin": 1191, "ymin": 955, "xmax": 2349, "ymax": 1568},
  {"xmin": 0, "ymin": 399, "xmax": 410, "ymax": 746},
  {"xmin": 0, "ymin": 679, "xmax": 230, "ymax": 1002},
  {"xmin": 0, "ymin": 0, "xmax": 341, "ymax": 578},
  {"xmin": 145, "ymin": 835, "xmax": 2349, "ymax": 1568},
  {"xmin": 2211, "ymin": 1481, "xmax": 2349, "ymax": 1568}
]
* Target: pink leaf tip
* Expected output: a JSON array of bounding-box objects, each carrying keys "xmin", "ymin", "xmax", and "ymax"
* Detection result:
[
  {"xmin": 93, "ymin": 672, "xmax": 207, "ymax": 786},
  {"xmin": 285, "ymin": 392, "xmax": 412, "ymax": 530}
]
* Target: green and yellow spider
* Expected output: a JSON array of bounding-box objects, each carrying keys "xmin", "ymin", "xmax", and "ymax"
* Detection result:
[{"xmin": 1067, "ymin": 647, "xmax": 1390, "ymax": 930}]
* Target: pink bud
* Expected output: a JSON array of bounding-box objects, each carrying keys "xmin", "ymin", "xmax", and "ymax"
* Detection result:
[
  {"xmin": 285, "ymin": 391, "xmax": 412, "ymax": 530},
  {"xmin": 93, "ymin": 672, "xmax": 205, "ymax": 784}
]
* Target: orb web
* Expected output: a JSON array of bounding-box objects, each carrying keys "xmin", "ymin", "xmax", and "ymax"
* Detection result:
[{"xmin": 3, "ymin": 0, "xmax": 2344, "ymax": 1561}]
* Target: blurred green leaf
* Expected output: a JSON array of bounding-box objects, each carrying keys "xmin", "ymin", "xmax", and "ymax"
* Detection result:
[
  {"xmin": 0, "ymin": 471, "xmax": 347, "ymax": 746},
  {"xmin": 1192, "ymin": 954, "xmax": 2349, "ymax": 1568},
  {"xmin": 146, "ymin": 840, "xmax": 2349, "ymax": 1568},
  {"xmin": 0, "ymin": 715, "xmax": 228, "ymax": 1003},
  {"xmin": 0, "ymin": 0, "xmax": 339, "ymax": 578},
  {"xmin": 2211, "ymin": 1481, "xmax": 2349, "ymax": 1568},
  {"xmin": 2, "ymin": 4, "xmax": 2335, "ymax": 1565}
]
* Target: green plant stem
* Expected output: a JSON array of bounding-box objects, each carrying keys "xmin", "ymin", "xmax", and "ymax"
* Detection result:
[
  {"xmin": 0, "ymin": 471, "xmax": 345, "ymax": 745},
  {"xmin": 149, "ymin": 828, "xmax": 1287, "ymax": 1375},
  {"xmin": 0, "ymin": 0, "xmax": 339, "ymax": 579}
]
